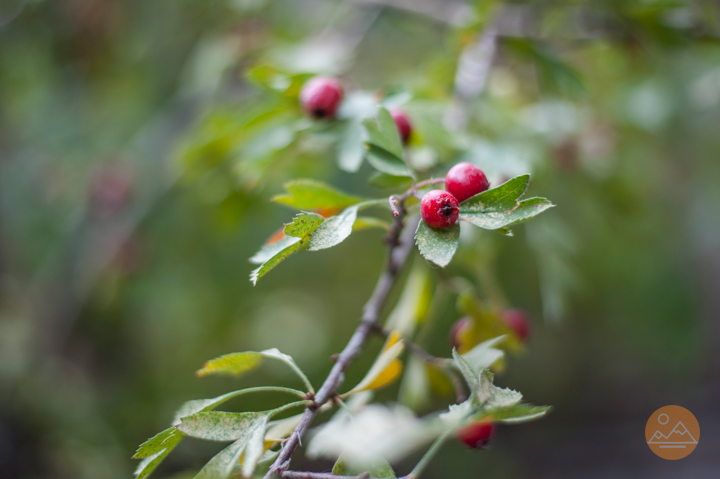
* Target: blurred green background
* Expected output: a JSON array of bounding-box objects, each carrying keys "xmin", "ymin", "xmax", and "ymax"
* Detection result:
[{"xmin": 1, "ymin": 0, "xmax": 720, "ymax": 478}]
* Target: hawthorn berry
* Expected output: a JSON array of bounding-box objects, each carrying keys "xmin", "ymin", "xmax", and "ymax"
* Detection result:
[
  {"xmin": 390, "ymin": 109, "xmax": 412, "ymax": 144},
  {"xmin": 503, "ymin": 309, "xmax": 531, "ymax": 342},
  {"xmin": 450, "ymin": 316, "xmax": 472, "ymax": 351},
  {"xmin": 300, "ymin": 77, "xmax": 344, "ymax": 118},
  {"xmin": 421, "ymin": 190, "xmax": 459, "ymax": 229},
  {"xmin": 457, "ymin": 421, "xmax": 496, "ymax": 449},
  {"xmin": 445, "ymin": 162, "xmax": 490, "ymax": 203}
]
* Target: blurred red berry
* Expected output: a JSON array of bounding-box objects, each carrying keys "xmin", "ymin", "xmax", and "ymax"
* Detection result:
[
  {"xmin": 421, "ymin": 190, "xmax": 459, "ymax": 229},
  {"xmin": 300, "ymin": 77, "xmax": 344, "ymax": 118},
  {"xmin": 390, "ymin": 109, "xmax": 412, "ymax": 144},
  {"xmin": 503, "ymin": 309, "xmax": 531, "ymax": 342},
  {"xmin": 445, "ymin": 162, "xmax": 490, "ymax": 203},
  {"xmin": 457, "ymin": 421, "xmax": 495, "ymax": 449}
]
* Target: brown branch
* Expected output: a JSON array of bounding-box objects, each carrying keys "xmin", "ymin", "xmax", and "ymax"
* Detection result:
[{"xmin": 264, "ymin": 198, "xmax": 421, "ymax": 478}]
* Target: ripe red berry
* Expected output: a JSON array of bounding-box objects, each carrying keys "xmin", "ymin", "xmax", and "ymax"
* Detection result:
[
  {"xmin": 503, "ymin": 309, "xmax": 531, "ymax": 342},
  {"xmin": 457, "ymin": 421, "xmax": 495, "ymax": 449},
  {"xmin": 445, "ymin": 162, "xmax": 490, "ymax": 203},
  {"xmin": 421, "ymin": 190, "xmax": 459, "ymax": 229},
  {"xmin": 450, "ymin": 316, "xmax": 472, "ymax": 351},
  {"xmin": 300, "ymin": 77, "xmax": 344, "ymax": 118},
  {"xmin": 390, "ymin": 109, "xmax": 412, "ymax": 144}
]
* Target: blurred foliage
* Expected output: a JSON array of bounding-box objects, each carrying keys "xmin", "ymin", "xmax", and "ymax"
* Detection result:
[{"xmin": 2, "ymin": 0, "xmax": 720, "ymax": 478}]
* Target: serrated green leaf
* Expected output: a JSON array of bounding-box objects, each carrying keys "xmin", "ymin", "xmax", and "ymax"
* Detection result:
[
  {"xmin": 250, "ymin": 213, "xmax": 324, "ymax": 284},
  {"xmin": 272, "ymin": 179, "xmax": 364, "ymax": 210},
  {"xmin": 415, "ymin": 220, "xmax": 459, "ymax": 267},
  {"xmin": 133, "ymin": 428, "xmax": 184, "ymax": 479},
  {"xmin": 332, "ymin": 453, "xmax": 396, "ymax": 478},
  {"xmin": 365, "ymin": 144, "xmax": 413, "ymax": 178},
  {"xmin": 307, "ymin": 200, "xmax": 385, "ymax": 251},
  {"xmin": 283, "ymin": 212, "xmax": 324, "ymax": 238},
  {"xmin": 362, "ymin": 107, "xmax": 404, "ymax": 159},
  {"xmin": 249, "ymin": 236, "xmax": 301, "ymax": 265},
  {"xmin": 459, "ymin": 175, "xmax": 554, "ymax": 232}
]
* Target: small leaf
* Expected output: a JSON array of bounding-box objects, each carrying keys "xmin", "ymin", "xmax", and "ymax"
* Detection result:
[
  {"xmin": 250, "ymin": 213, "xmax": 324, "ymax": 284},
  {"xmin": 362, "ymin": 107, "xmax": 404, "ymax": 159},
  {"xmin": 133, "ymin": 428, "xmax": 184, "ymax": 479},
  {"xmin": 365, "ymin": 144, "xmax": 413, "ymax": 178},
  {"xmin": 344, "ymin": 334, "xmax": 405, "ymax": 395},
  {"xmin": 272, "ymin": 179, "xmax": 364, "ymax": 210},
  {"xmin": 265, "ymin": 414, "xmax": 303, "ymax": 442},
  {"xmin": 283, "ymin": 212, "xmax": 324, "ymax": 238},
  {"xmin": 308, "ymin": 204, "xmax": 361, "ymax": 251},
  {"xmin": 386, "ymin": 261, "xmax": 433, "ymax": 336},
  {"xmin": 197, "ymin": 352, "xmax": 264, "ymax": 378},
  {"xmin": 415, "ymin": 220, "xmax": 460, "ymax": 267},
  {"xmin": 249, "ymin": 236, "xmax": 300, "ymax": 265},
  {"xmin": 458, "ymin": 175, "xmax": 554, "ymax": 233},
  {"xmin": 368, "ymin": 172, "xmax": 414, "ymax": 190},
  {"xmin": 461, "ymin": 336, "xmax": 506, "ymax": 372},
  {"xmin": 477, "ymin": 404, "xmax": 551, "ymax": 424}
]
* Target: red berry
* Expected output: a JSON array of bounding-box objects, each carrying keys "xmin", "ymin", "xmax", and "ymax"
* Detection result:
[
  {"xmin": 457, "ymin": 421, "xmax": 495, "ymax": 449},
  {"xmin": 503, "ymin": 309, "xmax": 531, "ymax": 342},
  {"xmin": 421, "ymin": 190, "xmax": 459, "ymax": 229},
  {"xmin": 390, "ymin": 109, "xmax": 412, "ymax": 144},
  {"xmin": 445, "ymin": 163, "xmax": 490, "ymax": 203},
  {"xmin": 300, "ymin": 77, "xmax": 343, "ymax": 118},
  {"xmin": 450, "ymin": 316, "xmax": 472, "ymax": 351}
]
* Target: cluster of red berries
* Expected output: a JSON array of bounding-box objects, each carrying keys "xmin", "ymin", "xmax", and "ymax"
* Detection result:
[
  {"xmin": 300, "ymin": 76, "xmax": 413, "ymax": 144},
  {"xmin": 420, "ymin": 162, "xmax": 490, "ymax": 229}
]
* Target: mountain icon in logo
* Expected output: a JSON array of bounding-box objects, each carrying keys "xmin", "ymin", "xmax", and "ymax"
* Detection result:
[{"xmin": 647, "ymin": 421, "xmax": 698, "ymax": 448}]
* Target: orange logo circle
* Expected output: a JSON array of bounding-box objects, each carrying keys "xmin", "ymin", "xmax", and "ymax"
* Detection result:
[{"xmin": 646, "ymin": 405, "xmax": 700, "ymax": 460}]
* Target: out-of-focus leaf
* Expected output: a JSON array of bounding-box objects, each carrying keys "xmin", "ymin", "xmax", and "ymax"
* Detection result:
[
  {"xmin": 505, "ymin": 38, "xmax": 586, "ymax": 96},
  {"xmin": 197, "ymin": 349, "xmax": 314, "ymax": 393},
  {"xmin": 398, "ymin": 355, "xmax": 431, "ymax": 411},
  {"xmin": 368, "ymin": 172, "xmax": 414, "ymax": 190},
  {"xmin": 475, "ymin": 404, "xmax": 551, "ymax": 424},
  {"xmin": 265, "ymin": 414, "xmax": 303, "ymax": 442},
  {"xmin": 415, "ymin": 220, "xmax": 460, "ymax": 267},
  {"xmin": 353, "ymin": 216, "xmax": 391, "ymax": 231},
  {"xmin": 344, "ymin": 332, "xmax": 404, "ymax": 395},
  {"xmin": 363, "ymin": 107, "xmax": 404, "ymax": 159},
  {"xmin": 246, "ymin": 65, "xmax": 314, "ymax": 97},
  {"xmin": 283, "ymin": 212, "xmax": 324, "ymax": 237},
  {"xmin": 380, "ymin": 87, "xmax": 413, "ymax": 108},
  {"xmin": 461, "ymin": 336, "xmax": 506, "ymax": 372},
  {"xmin": 338, "ymin": 119, "xmax": 366, "ymax": 172},
  {"xmin": 365, "ymin": 144, "xmax": 413, "ymax": 178},
  {"xmin": 272, "ymin": 179, "xmax": 364, "ymax": 210},
  {"xmin": 332, "ymin": 453, "xmax": 396, "ymax": 478},
  {"xmin": 459, "ymin": 175, "xmax": 554, "ymax": 232},
  {"xmin": 386, "ymin": 261, "xmax": 433, "ymax": 336}
]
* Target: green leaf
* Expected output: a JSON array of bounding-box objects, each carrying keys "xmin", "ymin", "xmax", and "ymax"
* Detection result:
[
  {"xmin": 250, "ymin": 213, "xmax": 324, "ymax": 284},
  {"xmin": 197, "ymin": 349, "xmax": 314, "ymax": 393},
  {"xmin": 133, "ymin": 428, "xmax": 184, "ymax": 479},
  {"xmin": 368, "ymin": 172, "xmax": 414, "ymax": 190},
  {"xmin": 415, "ymin": 220, "xmax": 460, "ymax": 267},
  {"xmin": 451, "ymin": 349, "xmax": 483, "ymax": 408},
  {"xmin": 249, "ymin": 236, "xmax": 300, "ymax": 265},
  {"xmin": 283, "ymin": 212, "xmax": 324, "ymax": 238},
  {"xmin": 461, "ymin": 336, "xmax": 506, "ymax": 372},
  {"xmin": 178, "ymin": 411, "xmax": 269, "ymax": 442},
  {"xmin": 194, "ymin": 439, "xmax": 247, "ymax": 479},
  {"xmin": 173, "ymin": 387, "xmax": 306, "ymax": 424},
  {"xmin": 338, "ymin": 119, "xmax": 366, "ymax": 172},
  {"xmin": 386, "ymin": 261, "xmax": 433, "ymax": 336},
  {"xmin": 272, "ymin": 179, "xmax": 364, "ymax": 210},
  {"xmin": 332, "ymin": 453, "xmax": 396, "ymax": 478},
  {"xmin": 365, "ymin": 144, "xmax": 413, "ymax": 178},
  {"xmin": 476, "ymin": 404, "xmax": 551, "ymax": 424},
  {"xmin": 307, "ymin": 200, "xmax": 385, "ymax": 251},
  {"xmin": 459, "ymin": 175, "xmax": 554, "ymax": 232},
  {"xmin": 362, "ymin": 107, "xmax": 404, "ymax": 159}
]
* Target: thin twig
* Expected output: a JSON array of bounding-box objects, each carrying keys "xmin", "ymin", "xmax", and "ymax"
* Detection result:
[{"xmin": 265, "ymin": 193, "xmax": 421, "ymax": 478}]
